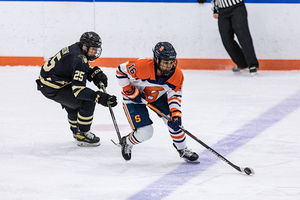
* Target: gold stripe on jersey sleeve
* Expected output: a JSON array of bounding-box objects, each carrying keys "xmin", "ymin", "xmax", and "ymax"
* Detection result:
[
  {"xmin": 39, "ymin": 75, "xmax": 61, "ymax": 89},
  {"xmin": 72, "ymin": 86, "xmax": 85, "ymax": 97},
  {"xmin": 39, "ymin": 75, "xmax": 71, "ymax": 89}
]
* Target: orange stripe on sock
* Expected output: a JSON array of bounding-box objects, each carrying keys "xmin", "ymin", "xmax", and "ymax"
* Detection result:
[
  {"xmin": 171, "ymin": 133, "xmax": 185, "ymax": 140},
  {"xmin": 130, "ymin": 132, "xmax": 139, "ymax": 144}
]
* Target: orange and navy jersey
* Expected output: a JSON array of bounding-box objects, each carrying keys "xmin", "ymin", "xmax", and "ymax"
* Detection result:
[{"xmin": 116, "ymin": 58, "xmax": 184, "ymax": 114}]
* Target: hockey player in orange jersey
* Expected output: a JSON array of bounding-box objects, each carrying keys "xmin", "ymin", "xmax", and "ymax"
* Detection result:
[{"xmin": 116, "ymin": 42, "xmax": 199, "ymax": 163}]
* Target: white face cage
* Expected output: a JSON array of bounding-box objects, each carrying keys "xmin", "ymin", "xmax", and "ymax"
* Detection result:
[
  {"xmin": 94, "ymin": 47, "xmax": 102, "ymax": 59},
  {"xmin": 87, "ymin": 46, "xmax": 102, "ymax": 61}
]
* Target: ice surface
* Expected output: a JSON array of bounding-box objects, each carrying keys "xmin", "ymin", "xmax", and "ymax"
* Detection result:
[{"xmin": 0, "ymin": 66, "xmax": 300, "ymax": 200}]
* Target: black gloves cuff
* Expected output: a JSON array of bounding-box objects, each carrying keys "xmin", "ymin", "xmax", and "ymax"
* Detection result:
[{"xmin": 87, "ymin": 66, "xmax": 101, "ymax": 82}]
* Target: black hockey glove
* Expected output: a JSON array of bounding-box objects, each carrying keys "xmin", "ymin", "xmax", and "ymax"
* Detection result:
[
  {"xmin": 94, "ymin": 91, "xmax": 117, "ymax": 107},
  {"xmin": 197, "ymin": 0, "xmax": 207, "ymax": 3},
  {"xmin": 87, "ymin": 66, "xmax": 108, "ymax": 88},
  {"xmin": 167, "ymin": 110, "xmax": 182, "ymax": 131}
]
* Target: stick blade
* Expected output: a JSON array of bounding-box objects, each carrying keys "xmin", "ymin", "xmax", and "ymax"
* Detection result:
[
  {"xmin": 111, "ymin": 139, "xmax": 121, "ymax": 148},
  {"xmin": 240, "ymin": 167, "xmax": 255, "ymax": 175}
]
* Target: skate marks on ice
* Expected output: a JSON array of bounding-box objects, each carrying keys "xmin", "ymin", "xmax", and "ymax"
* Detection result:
[{"xmin": 128, "ymin": 89, "xmax": 300, "ymax": 200}]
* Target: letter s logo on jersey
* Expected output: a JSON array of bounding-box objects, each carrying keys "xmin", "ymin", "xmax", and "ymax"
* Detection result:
[
  {"xmin": 135, "ymin": 115, "xmax": 141, "ymax": 123},
  {"xmin": 143, "ymin": 86, "xmax": 164, "ymax": 103}
]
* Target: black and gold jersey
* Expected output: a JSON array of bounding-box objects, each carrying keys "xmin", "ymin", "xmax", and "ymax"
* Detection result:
[{"xmin": 38, "ymin": 43, "xmax": 95, "ymax": 101}]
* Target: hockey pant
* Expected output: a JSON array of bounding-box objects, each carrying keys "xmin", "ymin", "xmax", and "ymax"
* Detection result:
[
  {"xmin": 37, "ymin": 83, "xmax": 96, "ymax": 133},
  {"xmin": 123, "ymin": 95, "xmax": 186, "ymax": 150}
]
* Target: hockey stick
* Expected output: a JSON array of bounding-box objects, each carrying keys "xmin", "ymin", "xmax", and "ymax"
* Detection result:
[
  {"xmin": 101, "ymin": 85, "xmax": 122, "ymax": 147},
  {"xmin": 141, "ymin": 98, "xmax": 255, "ymax": 175}
]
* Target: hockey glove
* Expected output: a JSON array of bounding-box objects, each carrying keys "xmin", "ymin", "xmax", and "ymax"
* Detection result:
[
  {"xmin": 168, "ymin": 111, "xmax": 182, "ymax": 131},
  {"xmin": 87, "ymin": 66, "xmax": 108, "ymax": 88},
  {"xmin": 94, "ymin": 91, "xmax": 117, "ymax": 107},
  {"xmin": 124, "ymin": 86, "xmax": 145, "ymax": 103},
  {"xmin": 197, "ymin": 0, "xmax": 207, "ymax": 3}
]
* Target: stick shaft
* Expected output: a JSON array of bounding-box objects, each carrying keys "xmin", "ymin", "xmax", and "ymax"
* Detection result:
[
  {"xmin": 101, "ymin": 85, "xmax": 122, "ymax": 142},
  {"xmin": 180, "ymin": 126, "xmax": 242, "ymax": 172},
  {"xmin": 142, "ymin": 99, "xmax": 244, "ymax": 173}
]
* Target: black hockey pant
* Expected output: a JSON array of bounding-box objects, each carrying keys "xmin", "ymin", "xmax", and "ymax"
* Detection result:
[{"xmin": 38, "ymin": 84, "xmax": 96, "ymax": 133}]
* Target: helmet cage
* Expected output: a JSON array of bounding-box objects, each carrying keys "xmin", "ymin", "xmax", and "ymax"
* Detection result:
[
  {"xmin": 90, "ymin": 47, "xmax": 102, "ymax": 61},
  {"xmin": 157, "ymin": 59, "xmax": 178, "ymax": 76}
]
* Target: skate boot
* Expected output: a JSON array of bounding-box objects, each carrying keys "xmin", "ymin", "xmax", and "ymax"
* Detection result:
[
  {"xmin": 72, "ymin": 132, "xmax": 77, "ymax": 140},
  {"xmin": 120, "ymin": 136, "xmax": 133, "ymax": 161},
  {"xmin": 75, "ymin": 131, "xmax": 100, "ymax": 147},
  {"xmin": 232, "ymin": 66, "xmax": 242, "ymax": 73},
  {"xmin": 70, "ymin": 127, "xmax": 78, "ymax": 140},
  {"xmin": 173, "ymin": 143, "xmax": 200, "ymax": 163},
  {"xmin": 249, "ymin": 66, "xmax": 258, "ymax": 76}
]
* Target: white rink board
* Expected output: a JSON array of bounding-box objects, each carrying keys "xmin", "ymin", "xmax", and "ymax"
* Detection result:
[{"xmin": 0, "ymin": 2, "xmax": 299, "ymax": 60}]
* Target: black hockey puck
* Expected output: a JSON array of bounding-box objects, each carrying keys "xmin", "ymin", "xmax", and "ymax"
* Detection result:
[{"xmin": 244, "ymin": 167, "xmax": 251, "ymax": 175}]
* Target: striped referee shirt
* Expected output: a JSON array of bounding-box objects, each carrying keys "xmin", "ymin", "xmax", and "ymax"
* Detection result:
[{"xmin": 212, "ymin": 0, "xmax": 244, "ymax": 13}]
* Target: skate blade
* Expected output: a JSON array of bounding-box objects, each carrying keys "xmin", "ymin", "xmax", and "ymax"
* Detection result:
[
  {"xmin": 233, "ymin": 72, "xmax": 241, "ymax": 74},
  {"xmin": 77, "ymin": 141, "xmax": 101, "ymax": 147},
  {"xmin": 250, "ymin": 72, "xmax": 258, "ymax": 77},
  {"xmin": 184, "ymin": 158, "xmax": 200, "ymax": 164},
  {"xmin": 111, "ymin": 139, "xmax": 121, "ymax": 148}
]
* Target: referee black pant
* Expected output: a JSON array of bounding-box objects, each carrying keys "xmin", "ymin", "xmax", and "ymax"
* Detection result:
[{"xmin": 218, "ymin": 3, "xmax": 259, "ymax": 69}]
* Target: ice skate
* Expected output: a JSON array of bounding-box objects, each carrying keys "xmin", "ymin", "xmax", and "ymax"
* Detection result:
[
  {"xmin": 75, "ymin": 131, "xmax": 100, "ymax": 147},
  {"xmin": 232, "ymin": 66, "xmax": 250, "ymax": 74},
  {"xmin": 120, "ymin": 136, "xmax": 133, "ymax": 161},
  {"xmin": 72, "ymin": 132, "xmax": 77, "ymax": 140},
  {"xmin": 232, "ymin": 66, "xmax": 242, "ymax": 73},
  {"xmin": 249, "ymin": 66, "xmax": 258, "ymax": 76},
  {"xmin": 173, "ymin": 143, "xmax": 200, "ymax": 163}
]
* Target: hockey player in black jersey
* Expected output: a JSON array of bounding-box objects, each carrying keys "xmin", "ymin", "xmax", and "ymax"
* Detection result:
[{"xmin": 36, "ymin": 31, "xmax": 117, "ymax": 147}]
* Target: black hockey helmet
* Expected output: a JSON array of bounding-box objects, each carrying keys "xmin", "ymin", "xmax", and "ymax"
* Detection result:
[
  {"xmin": 153, "ymin": 42, "xmax": 177, "ymax": 76},
  {"xmin": 79, "ymin": 31, "xmax": 102, "ymax": 61}
]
